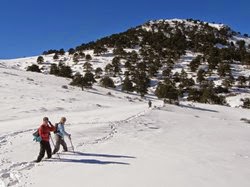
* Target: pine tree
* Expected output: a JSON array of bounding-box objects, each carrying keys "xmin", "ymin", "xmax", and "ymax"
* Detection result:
[
  {"xmin": 83, "ymin": 71, "xmax": 96, "ymax": 88},
  {"xmin": 124, "ymin": 71, "xmax": 130, "ymax": 77},
  {"xmin": 243, "ymin": 53, "xmax": 250, "ymax": 67},
  {"xmin": 95, "ymin": 67, "xmax": 103, "ymax": 78},
  {"xmin": 105, "ymin": 64, "xmax": 114, "ymax": 76},
  {"xmin": 85, "ymin": 54, "xmax": 92, "ymax": 61},
  {"xmin": 180, "ymin": 78, "xmax": 195, "ymax": 89},
  {"xmin": 222, "ymin": 76, "xmax": 234, "ymax": 89},
  {"xmin": 200, "ymin": 88, "xmax": 213, "ymax": 103},
  {"xmin": 68, "ymin": 48, "xmax": 75, "ymax": 55},
  {"xmin": 242, "ymin": 98, "xmax": 250, "ymax": 109},
  {"xmin": 173, "ymin": 72, "xmax": 180, "ymax": 82},
  {"xmin": 236, "ymin": 40, "xmax": 246, "ymax": 51},
  {"xmin": 58, "ymin": 65, "xmax": 72, "ymax": 78},
  {"xmin": 187, "ymin": 88, "xmax": 202, "ymax": 102},
  {"xmin": 124, "ymin": 60, "xmax": 132, "ymax": 69},
  {"xmin": 162, "ymin": 68, "xmax": 172, "ymax": 79},
  {"xmin": 112, "ymin": 57, "xmax": 121, "ymax": 76},
  {"xmin": 94, "ymin": 45, "xmax": 108, "ymax": 56},
  {"xmin": 100, "ymin": 76, "xmax": 115, "ymax": 88},
  {"xmin": 79, "ymin": 51, "xmax": 85, "ymax": 59},
  {"xmin": 155, "ymin": 82, "xmax": 179, "ymax": 103},
  {"xmin": 166, "ymin": 59, "xmax": 174, "ymax": 69},
  {"xmin": 70, "ymin": 73, "xmax": 85, "ymax": 90},
  {"xmin": 198, "ymin": 80, "xmax": 226, "ymax": 105},
  {"xmin": 53, "ymin": 53, "xmax": 59, "ymax": 60},
  {"xmin": 43, "ymin": 49, "xmax": 58, "ymax": 55},
  {"xmin": 59, "ymin": 48, "xmax": 65, "ymax": 55},
  {"xmin": 180, "ymin": 69, "xmax": 188, "ymax": 81},
  {"xmin": 208, "ymin": 56, "xmax": 220, "ymax": 70},
  {"xmin": 218, "ymin": 63, "xmax": 231, "ymax": 77},
  {"xmin": 148, "ymin": 64, "xmax": 159, "ymax": 77},
  {"xmin": 137, "ymin": 62, "xmax": 147, "ymax": 72},
  {"xmin": 70, "ymin": 73, "xmax": 94, "ymax": 90},
  {"xmin": 73, "ymin": 53, "xmax": 79, "ymax": 63},
  {"xmin": 197, "ymin": 69, "xmax": 205, "ymax": 84},
  {"xmin": 37, "ymin": 56, "xmax": 44, "ymax": 64},
  {"xmin": 27, "ymin": 64, "xmax": 41, "ymax": 72},
  {"xmin": 122, "ymin": 76, "xmax": 134, "ymax": 92},
  {"xmin": 238, "ymin": 76, "xmax": 247, "ymax": 87},
  {"xmin": 113, "ymin": 46, "xmax": 126, "ymax": 57},
  {"xmin": 132, "ymin": 71, "xmax": 150, "ymax": 97},
  {"xmin": 50, "ymin": 63, "xmax": 72, "ymax": 78},
  {"xmin": 83, "ymin": 61, "xmax": 93, "ymax": 72},
  {"xmin": 50, "ymin": 64, "xmax": 60, "ymax": 75},
  {"xmin": 189, "ymin": 55, "xmax": 202, "ymax": 72},
  {"xmin": 128, "ymin": 51, "xmax": 140, "ymax": 63}
]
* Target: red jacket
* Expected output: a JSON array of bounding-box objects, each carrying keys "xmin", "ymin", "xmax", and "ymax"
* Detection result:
[{"xmin": 38, "ymin": 123, "xmax": 55, "ymax": 142}]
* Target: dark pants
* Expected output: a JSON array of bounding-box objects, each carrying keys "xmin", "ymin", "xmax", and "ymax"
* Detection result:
[
  {"xmin": 52, "ymin": 134, "xmax": 67, "ymax": 154},
  {"xmin": 37, "ymin": 141, "xmax": 52, "ymax": 162}
]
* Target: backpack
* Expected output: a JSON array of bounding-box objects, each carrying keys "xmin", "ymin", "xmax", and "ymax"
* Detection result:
[
  {"xmin": 33, "ymin": 129, "xmax": 42, "ymax": 142},
  {"xmin": 54, "ymin": 123, "xmax": 59, "ymax": 134}
]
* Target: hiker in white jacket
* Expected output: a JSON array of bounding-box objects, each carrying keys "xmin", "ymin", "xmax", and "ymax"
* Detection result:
[{"xmin": 52, "ymin": 117, "xmax": 71, "ymax": 154}]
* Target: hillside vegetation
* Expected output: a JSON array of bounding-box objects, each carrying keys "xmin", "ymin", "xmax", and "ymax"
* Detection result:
[{"xmin": 1, "ymin": 18, "xmax": 250, "ymax": 108}]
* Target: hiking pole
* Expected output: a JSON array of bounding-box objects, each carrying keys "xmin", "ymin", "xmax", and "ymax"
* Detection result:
[
  {"xmin": 69, "ymin": 136, "xmax": 75, "ymax": 153},
  {"xmin": 50, "ymin": 134, "xmax": 61, "ymax": 160}
]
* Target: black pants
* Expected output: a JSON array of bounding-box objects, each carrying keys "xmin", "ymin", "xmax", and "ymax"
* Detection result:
[
  {"xmin": 37, "ymin": 141, "xmax": 52, "ymax": 162},
  {"xmin": 52, "ymin": 134, "xmax": 68, "ymax": 154}
]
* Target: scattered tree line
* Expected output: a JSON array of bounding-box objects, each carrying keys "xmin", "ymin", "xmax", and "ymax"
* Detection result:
[{"xmin": 28, "ymin": 19, "xmax": 250, "ymax": 107}]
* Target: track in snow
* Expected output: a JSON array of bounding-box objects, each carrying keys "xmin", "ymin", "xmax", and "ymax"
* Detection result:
[{"xmin": 0, "ymin": 108, "xmax": 151, "ymax": 187}]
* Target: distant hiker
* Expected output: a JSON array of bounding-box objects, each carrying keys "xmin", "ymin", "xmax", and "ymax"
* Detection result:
[
  {"xmin": 36, "ymin": 117, "xmax": 55, "ymax": 162},
  {"xmin": 52, "ymin": 117, "xmax": 71, "ymax": 154},
  {"xmin": 148, "ymin": 100, "xmax": 152, "ymax": 108}
]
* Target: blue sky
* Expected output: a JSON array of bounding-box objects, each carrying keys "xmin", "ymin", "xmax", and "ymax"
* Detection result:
[{"xmin": 0, "ymin": 0, "xmax": 249, "ymax": 59}]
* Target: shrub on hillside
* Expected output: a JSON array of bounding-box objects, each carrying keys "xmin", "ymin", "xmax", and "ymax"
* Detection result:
[
  {"xmin": 100, "ymin": 76, "xmax": 115, "ymax": 88},
  {"xmin": 27, "ymin": 64, "xmax": 41, "ymax": 73},
  {"xmin": 50, "ymin": 64, "xmax": 72, "ymax": 78},
  {"xmin": 241, "ymin": 98, "xmax": 250, "ymax": 109}
]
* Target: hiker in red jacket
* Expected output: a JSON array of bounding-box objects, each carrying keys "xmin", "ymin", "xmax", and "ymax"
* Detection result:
[{"xmin": 36, "ymin": 117, "xmax": 55, "ymax": 162}]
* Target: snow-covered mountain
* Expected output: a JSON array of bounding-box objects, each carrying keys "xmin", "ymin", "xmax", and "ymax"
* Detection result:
[
  {"xmin": 1, "ymin": 58, "xmax": 250, "ymax": 187},
  {"xmin": 0, "ymin": 18, "xmax": 250, "ymax": 108}
]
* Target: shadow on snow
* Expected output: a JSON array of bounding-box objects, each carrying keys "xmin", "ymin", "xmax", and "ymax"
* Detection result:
[
  {"xmin": 179, "ymin": 104, "xmax": 218, "ymax": 113},
  {"xmin": 46, "ymin": 158, "xmax": 130, "ymax": 165},
  {"xmin": 45, "ymin": 151, "xmax": 136, "ymax": 165},
  {"xmin": 62, "ymin": 151, "xmax": 136, "ymax": 159}
]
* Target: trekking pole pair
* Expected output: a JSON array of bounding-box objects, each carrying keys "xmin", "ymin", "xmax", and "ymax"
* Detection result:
[{"xmin": 50, "ymin": 134, "xmax": 61, "ymax": 160}]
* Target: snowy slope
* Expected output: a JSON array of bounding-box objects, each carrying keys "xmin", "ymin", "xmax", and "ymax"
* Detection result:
[
  {"xmin": 1, "ymin": 65, "xmax": 250, "ymax": 187},
  {"xmin": 1, "ymin": 49, "xmax": 250, "ymax": 108}
]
